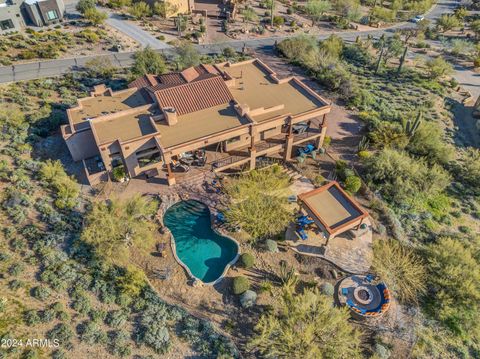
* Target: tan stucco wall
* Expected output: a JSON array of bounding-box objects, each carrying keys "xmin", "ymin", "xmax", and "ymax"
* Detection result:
[{"xmin": 65, "ymin": 129, "xmax": 99, "ymax": 162}]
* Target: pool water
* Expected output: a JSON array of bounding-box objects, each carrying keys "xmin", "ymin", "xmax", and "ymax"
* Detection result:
[{"xmin": 163, "ymin": 200, "xmax": 239, "ymax": 283}]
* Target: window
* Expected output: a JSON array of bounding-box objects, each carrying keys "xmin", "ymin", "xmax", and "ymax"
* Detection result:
[
  {"xmin": 46, "ymin": 10, "xmax": 58, "ymax": 21},
  {"xmin": 136, "ymin": 146, "xmax": 161, "ymax": 168},
  {"xmin": 0, "ymin": 20, "xmax": 14, "ymax": 31}
]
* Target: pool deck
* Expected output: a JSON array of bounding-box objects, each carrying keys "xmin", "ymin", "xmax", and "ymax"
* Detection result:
[{"xmin": 110, "ymin": 164, "xmax": 372, "ymax": 276}]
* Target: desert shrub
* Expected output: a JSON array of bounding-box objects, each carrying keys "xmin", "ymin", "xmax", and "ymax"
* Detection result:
[
  {"xmin": 240, "ymin": 290, "xmax": 257, "ymax": 308},
  {"xmin": 131, "ymin": 46, "xmax": 166, "ymax": 76},
  {"xmin": 39, "ymin": 160, "xmax": 79, "ymax": 210},
  {"xmin": 109, "ymin": 330, "xmax": 132, "ymax": 357},
  {"xmin": 425, "ymin": 57, "xmax": 453, "ymax": 79},
  {"xmin": 24, "ymin": 310, "xmax": 41, "ymax": 326},
  {"xmin": 105, "ymin": 309, "xmax": 129, "ymax": 328},
  {"xmin": 249, "ymin": 288, "xmax": 361, "ymax": 357},
  {"xmin": 31, "ymin": 286, "xmax": 51, "ymax": 301},
  {"xmin": 48, "ymin": 323, "xmax": 73, "ymax": 346},
  {"xmin": 78, "ymin": 321, "xmax": 108, "ymax": 344},
  {"xmin": 70, "ymin": 291, "xmax": 91, "ymax": 315},
  {"xmin": 265, "ymin": 239, "xmax": 278, "ymax": 252},
  {"xmin": 233, "ymin": 276, "xmax": 250, "ymax": 295},
  {"xmin": 222, "ymin": 46, "xmax": 236, "ymax": 58},
  {"xmin": 273, "ymin": 16, "xmax": 285, "ymax": 26},
  {"xmin": 373, "ymin": 239, "xmax": 426, "ymax": 303},
  {"xmin": 240, "ymin": 253, "xmax": 255, "ymax": 269},
  {"xmin": 81, "ymin": 196, "xmax": 157, "ymax": 264},
  {"xmin": 8, "ymin": 263, "xmax": 24, "ymax": 276},
  {"xmin": 364, "ymin": 149, "xmax": 450, "ymax": 209},
  {"xmin": 320, "ymin": 282, "xmax": 334, "ymax": 296},
  {"xmin": 426, "ymin": 237, "xmax": 480, "ymax": 340},
  {"xmin": 344, "ymin": 175, "xmax": 361, "ymax": 193},
  {"xmin": 40, "ymin": 308, "xmax": 56, "ymax": 323},
  {"xmin": 40, "ymin": 260, "xmax": 81, "ymax": 291},
  {"xmin": 89, "ymin": 309, "xmax": 107, "ymax": 322},
  {"xmin": 8, "ymin": 279, "xmax": 23, "ymax": 290},
  {"xmin": 116, "ymin": 266, "xmax": 147, "ymax": 297},
  {"xmin": 174, "ymin": 41, "xmax": 201, "ymax": 70}
]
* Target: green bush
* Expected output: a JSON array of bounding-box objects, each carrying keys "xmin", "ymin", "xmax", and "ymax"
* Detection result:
[
  {"xmin": 232, "ymin": 276, "xmax": 250, "ymax": 295},
  {"xmin": 265, "ymin": 239, "xmax": 278, "ymax": 253},
  {"xmin": 320, "ymin": 282, "xmax": 334, "ymax": 296},
  {"xmin": 31, "ymin": 286, "xmax": 51, "ymax": 301},
  {"xmin": 240, "ymin": 290, "xmax": 257, "ymax": 308},
  {"xmin": 240, "ymin": 253, "xmax": 255, "ymax": 269},
  {"xmin": 112, "ymin": 166, "xmax": 126, "ymax": 182},
  {"xmin": 273, "ymin": 16, "xmax": 285, "ymax": 26},
  {"xmin": 344, "ymin": 175, "xmax": 361, "ymax": 193}
]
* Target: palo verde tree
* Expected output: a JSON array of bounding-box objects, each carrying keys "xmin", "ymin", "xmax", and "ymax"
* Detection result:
[
  {"xmin": 223, "ymin": 165, "xmax": 293, "ymax": 241},
  {"xmin": 305, "ymin": 0, "xmax": 331, "ymax": 26},
  {"xmin": 81, "ymin": 195, "xmax": 158, "ymax": 264},
  {"xmin": 248, "ymin": 287, "xmax": 362, "ymax": 358},
  {"xmin": 131, "ymin": 46, "xmax": 167, "ymax": 76}
]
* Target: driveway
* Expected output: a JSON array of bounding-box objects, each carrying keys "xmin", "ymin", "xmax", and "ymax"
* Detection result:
[{"xmin": 106, "ymin": 13, "xmax": 170, "ymax": 50}]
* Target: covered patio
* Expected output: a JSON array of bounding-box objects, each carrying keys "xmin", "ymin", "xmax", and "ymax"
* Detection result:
[{"xmin": 285, "ymin": 181, "xmax": 372, "ymax": 273}]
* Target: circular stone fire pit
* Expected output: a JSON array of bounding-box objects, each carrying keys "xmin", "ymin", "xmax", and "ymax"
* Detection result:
[
  {"xmin": 337, "ymin": 275, "xmax": 392, "ymax": 318},
  {"xmin": 354, "ymin": 286, "xmax": 373, "ymax": 305}
]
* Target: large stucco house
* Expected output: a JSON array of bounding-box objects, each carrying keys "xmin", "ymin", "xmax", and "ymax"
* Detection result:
[{"xmin": 62, "ymin": 58, "xmax": 332, "ymax": 186}]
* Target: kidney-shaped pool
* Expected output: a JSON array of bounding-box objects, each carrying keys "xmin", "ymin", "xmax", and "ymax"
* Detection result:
[{"xmin": 163, "ymin": 200, "xmax": 239, "ymax": 284}]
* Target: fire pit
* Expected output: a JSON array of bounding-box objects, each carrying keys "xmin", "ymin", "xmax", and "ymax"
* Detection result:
[
  {"xmin": 354, "ymin": 286, "xmax": 373, "ymax": 305},
  {"xmin": 337, "ymin": 275, "xmax": 392, "ymax": 318}
]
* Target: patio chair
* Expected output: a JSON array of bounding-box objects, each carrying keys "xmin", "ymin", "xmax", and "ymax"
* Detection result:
[
  {"xmin": 288, "ymin": 195, "xmax": 297, "ymax": 203},
  {"xmin": 365, "ymin": 274, "xmax": 375, "ymax": 283},
  {"xmin": 341, "ymin": 288, "xmax": 349, "ymax": 296},
  {"xmin": 297, "ymin": 229, "xmax": 308, "ymax": 240},
  {"xmin": 216, "ymin": 212, "xmax": 225, "ymax": 224},
  {"xmin": 346, "ymin": 299, "xmax": 355, "ymax": 308}
]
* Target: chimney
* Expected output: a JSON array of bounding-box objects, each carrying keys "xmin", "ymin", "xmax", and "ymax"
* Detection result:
[
  {"xmin": 164, "ymin": 107, "xmax": 178, "ymax": 126},
  {"xmin": 91, "ymin": 84, "xmax": 107, "ymax": 96}
]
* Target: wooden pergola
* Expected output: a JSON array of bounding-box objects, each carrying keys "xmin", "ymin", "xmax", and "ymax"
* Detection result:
[{"xmin": 297, "ymin": 181, "xmax": 369, "ymax": 244}]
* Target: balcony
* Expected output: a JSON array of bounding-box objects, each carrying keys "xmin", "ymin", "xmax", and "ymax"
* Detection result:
[{"xmin": 292, "ymin": 127, "xmax": 322, "ymax": 145}]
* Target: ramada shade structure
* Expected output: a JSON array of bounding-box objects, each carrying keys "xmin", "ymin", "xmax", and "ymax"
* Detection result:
[{"xmin": 297, "ymin": 181, "xmax": 369, "ymax": 241}]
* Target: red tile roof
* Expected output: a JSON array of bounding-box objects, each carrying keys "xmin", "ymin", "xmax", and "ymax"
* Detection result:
[{"xmin": 154, "ymin": 76, "xmax": 233, "ymax": 116}]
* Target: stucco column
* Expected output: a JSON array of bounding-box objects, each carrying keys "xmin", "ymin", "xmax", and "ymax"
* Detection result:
[
  {"xmin": 284, "ymin": 117, "xmax": 294, "ymax": 161},
  {"xmin": 315, "ymin": 125, "xmax": 327, "ymax": 149},
  {"xmin": 166, "ymin": 162, "xmax": 176, "ymax": 186},
  {"xmin": 284, "ymin": 136, "xmax": 294, "ymax": 161},
  {"xmin": 249, "ymin": 148, "xmax": 256, "ymax": 170}
]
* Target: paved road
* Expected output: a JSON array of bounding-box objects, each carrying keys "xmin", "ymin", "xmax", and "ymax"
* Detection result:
[{"xmin": 0, "ymin": 0, "xmax": 463, "ymax": 83}]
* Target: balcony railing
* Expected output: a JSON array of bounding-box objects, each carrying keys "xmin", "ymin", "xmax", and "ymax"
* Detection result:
[
  {"xmin": 293, "ymin": 127, "xmax": 322, "ymax": 144},
  {"xmin": 210, "ymin": 154, "xmax": 249, "ymax": 171}
]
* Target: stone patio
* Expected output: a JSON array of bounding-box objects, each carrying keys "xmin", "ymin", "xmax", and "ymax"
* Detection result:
[{"xmin": 285, "ymin": 217, "xmax": 373, "ymax": 274}]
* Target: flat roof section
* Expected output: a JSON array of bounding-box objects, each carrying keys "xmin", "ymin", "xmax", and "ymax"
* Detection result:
[
  {"xmin": 157, "ymin": 103, "xmax": 250, "ymax": 148},
  {"xmin": 220, "ymin": 61, "xmax": 326, "ymax": 122},
  {"xmin": 92, "ymin": 110, "xmax": 157, "ymax": 144},
  {"xmin": 298, "ymin": 181, "xmax": 369, "ymax": 236},
  {"xmin": 69, "ymin": 88, "xmax": 151, "ymax": 126}
]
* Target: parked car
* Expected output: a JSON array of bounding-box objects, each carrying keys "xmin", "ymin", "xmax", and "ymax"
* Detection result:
[{"xmin": 411, "ymin": 15, "xmax": 425, "ymax": 23}]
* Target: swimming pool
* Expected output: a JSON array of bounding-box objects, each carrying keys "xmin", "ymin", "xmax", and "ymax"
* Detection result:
[{"xmin": 163, "ymin": 200, "xmax": 239, "ymax": 284}]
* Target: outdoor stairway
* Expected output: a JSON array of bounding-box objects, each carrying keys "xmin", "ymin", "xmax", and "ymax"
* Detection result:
[{"xmin": 282, "ymin": 167, "xmax": 303, "ymax": 181}]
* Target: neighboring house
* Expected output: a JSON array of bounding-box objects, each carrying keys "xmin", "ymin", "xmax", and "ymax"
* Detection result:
[
  {"xmin": 62, "ymin": 58, "xmax": 332, "ymax": 186},
  {"xmin": 23, "ymin": 0, "xmax": 64, "ymax": 27},
  {"xmin": 0, "ymin": 0, "xmax": 64, "ymax": 34},
  {"xmin": 144, "ymin": 0, "xmax": 232, "ymax": 18},
  {"xmin": 0, "ymin": 0, "xmax": 25, "ymax": 34}
]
